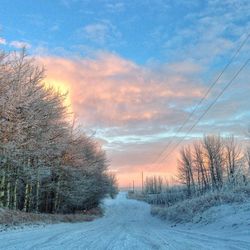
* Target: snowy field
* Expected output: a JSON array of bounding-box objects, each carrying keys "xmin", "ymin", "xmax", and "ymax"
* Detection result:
[{"xmin": 0, "ymin": 192, "xmax": 249, "ymax": 250}]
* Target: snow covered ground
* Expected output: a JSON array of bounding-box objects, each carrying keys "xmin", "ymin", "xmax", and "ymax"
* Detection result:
[{"xmin": 0, "ymin": 192, "xmax": 249, "ymax": 250}]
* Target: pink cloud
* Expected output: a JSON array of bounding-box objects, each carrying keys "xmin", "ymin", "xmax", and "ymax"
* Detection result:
[
  {"xmin": 10, "ymin": 40, "xmax": 31, "ymax": 49},
  {"xmin": 0, "ymin": 37, "xmax": 6, "ymax": 45},
  {"xmin": 37, "ymin": 52, "xmax": 206, "ymax": 187},
  {"xmin": 38, "ymin": 52, "xmax": 204, "ymax": 127}
]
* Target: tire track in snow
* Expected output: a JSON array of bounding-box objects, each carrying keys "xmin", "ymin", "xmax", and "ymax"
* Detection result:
[{"xmin": 0, "ymin": 192, "xmax": 250, "ymax": 250}]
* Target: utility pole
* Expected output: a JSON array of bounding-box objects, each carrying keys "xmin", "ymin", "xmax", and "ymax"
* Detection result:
[
  {"xmin": 141, "ymin": 171, "xmax": 144, "ymax": 193},
  {"xmin": 133, "ymin": 180, "xmax": 134, "ymax": 193}
]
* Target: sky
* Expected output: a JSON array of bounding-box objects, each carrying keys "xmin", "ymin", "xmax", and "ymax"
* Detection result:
[{"xmin": 0, "ymin": 0, "xmax": 250, "ymax": 187}]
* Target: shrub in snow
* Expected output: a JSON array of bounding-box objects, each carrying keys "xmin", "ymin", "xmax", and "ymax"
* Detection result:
[{"xmin": 151, "ymin": 187, "xmax": 250, "ymax": 223}]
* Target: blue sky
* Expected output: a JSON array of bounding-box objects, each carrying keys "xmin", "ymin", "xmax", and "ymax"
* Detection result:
[
  {"xmin": 0, "ymin": 0, "xmax": 250, "ymax": 186},
  {"xmin": 1, "ymin": 0, "xmax": 249, "ymax": 64}
]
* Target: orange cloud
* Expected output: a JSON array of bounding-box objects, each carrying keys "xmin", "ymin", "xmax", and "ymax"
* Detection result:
[
  {"xmin": 108, "ymin": 138, "xmax": 183, "ymax": 188},
  {"xmin": 37, "ymin": 52, "xmax": 205, "ymax": 187},
  {"xmin": 38, "ymin": 52, "xmax": 204, "ymax": 127}
]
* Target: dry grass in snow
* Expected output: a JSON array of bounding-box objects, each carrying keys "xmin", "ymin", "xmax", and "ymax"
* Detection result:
[{"xmin": 0, "ymin": 207, "xmax": 102, "ymax": 231}]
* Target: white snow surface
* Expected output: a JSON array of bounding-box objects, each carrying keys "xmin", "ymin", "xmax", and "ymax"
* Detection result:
[{"xmin": 0, "ymin": 192, "xmax": 249, "ymax": 250}]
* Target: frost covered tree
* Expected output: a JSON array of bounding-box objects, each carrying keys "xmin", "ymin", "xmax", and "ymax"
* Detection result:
[
  {"xmin": 0, "ymin": 49, "xmax": 117, "ymax": 213},
  {"xmin": 177, "ymin": 135, "xmax": 248, "ymax": 197},
  {"xmin": 203, "ymin": 135, "xmax": 224, "ymax": 190},
  {"xmin": 145, "ymin": 176, "xmax": 163, "ymax": 194},
  {"xmin": 193, "ymin": 142, "xmax": 210, "ymax": 193},
  {"xmin": 224, "ymin": 136, "xmax": 242, "ymax": 186},
  {"xmin": 105, "ymin": 173, "xmax": 119, "ymax": 199},
  {"xmin": 245, "ymin": 147, "xmax": 250, "ymax": 179},
  {"xmin": 177, "ymin": 146, "xmax": 195, "ymax": 197}
]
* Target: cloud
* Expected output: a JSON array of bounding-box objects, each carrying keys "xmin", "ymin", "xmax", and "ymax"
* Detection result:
[
  {"xmin": 150, "ymin": 0, "xmax": 250, "ymax": 65},
  {"xmin": 83, "ymin": 23, "xmax": 109, "ymax": 43},
  {"xmin": 110, "ymin": 138, "xmax": 187, "ymax": 188},
  {"xmin": 0, "ymin": 37, "xmax": 6, "ymax": 45},
  {"xmin": 37, "ymin": 49, "xmax": 250, "ymax": 187},
  {"xmin": 36, "ymin": 52, "xmax": 206, "ymax": 184},
  {"xmin": 61, "ymin": 0, "xmax": 79, "ymax": 8},
  {"xmin": 0, "ymin": 38, "xmax": 32, "ymax": 49},
  {"xmin": 50, "ymin": 24, "xmax": 60, "ymax": 32},
  {"xmin": 10, "ymin": 40, "xmax": 31, "ymax": 49},
  {"xmin": 80, "ymin": 21, "xmax": 122, "ymax": 45},
  {"xmin": 105, "ymin": 2, "xmax": 125, "ymax": 12},
  {"xmin": 38, "ymin": 52, "xmax": 204, "ymax": 128}
]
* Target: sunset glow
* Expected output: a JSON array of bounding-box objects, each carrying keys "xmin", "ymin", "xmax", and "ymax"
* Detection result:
[
  {"xmin": 1, "ymin": 0, "xmax": 249, "ymax": 187},
  {"xmin": 44, "ymin": 79, "xmax": 73, "ymax": 113}
]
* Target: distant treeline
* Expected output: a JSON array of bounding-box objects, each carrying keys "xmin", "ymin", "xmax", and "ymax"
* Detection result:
[
  {"xmin": 138, "ymin": 135, "xmax": 250, "ymax": 223},
  {"xmin": 144, "ymin": 135, "xmax": 250, "ymax": 198},
  {"xmin": 0, "ymin": 49, "xmax": 118, "ymax": 214},
  {"xmin": 177, "ymin": 135, "xmax": 250, "ymax": 196}
]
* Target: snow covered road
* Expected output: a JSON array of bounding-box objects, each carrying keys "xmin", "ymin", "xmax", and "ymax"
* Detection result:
[{"xmin": 0, "ymin": 192, "xmax": 249, "ymax": 250}]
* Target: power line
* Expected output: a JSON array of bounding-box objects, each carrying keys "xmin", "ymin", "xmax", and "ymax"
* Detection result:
[
  {"xmin": 160, "ymin": 58, "xmax": 250, "ymax": 162},
  {"xmin": 152, "ymin": 33, "xmax": 249, "ymax": 165}
]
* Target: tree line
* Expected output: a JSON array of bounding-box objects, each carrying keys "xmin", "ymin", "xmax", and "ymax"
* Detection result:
[
  {"xmin": 0, "ymin": 49, "xmax": 118, "ymax": 214},
  {"xmin": 139, "ymin": 135, "xmax": 250, "ymax": 208},
  {"xmin": 178, "ymin": 135, "xmax": 250, "ymax": 197}
]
